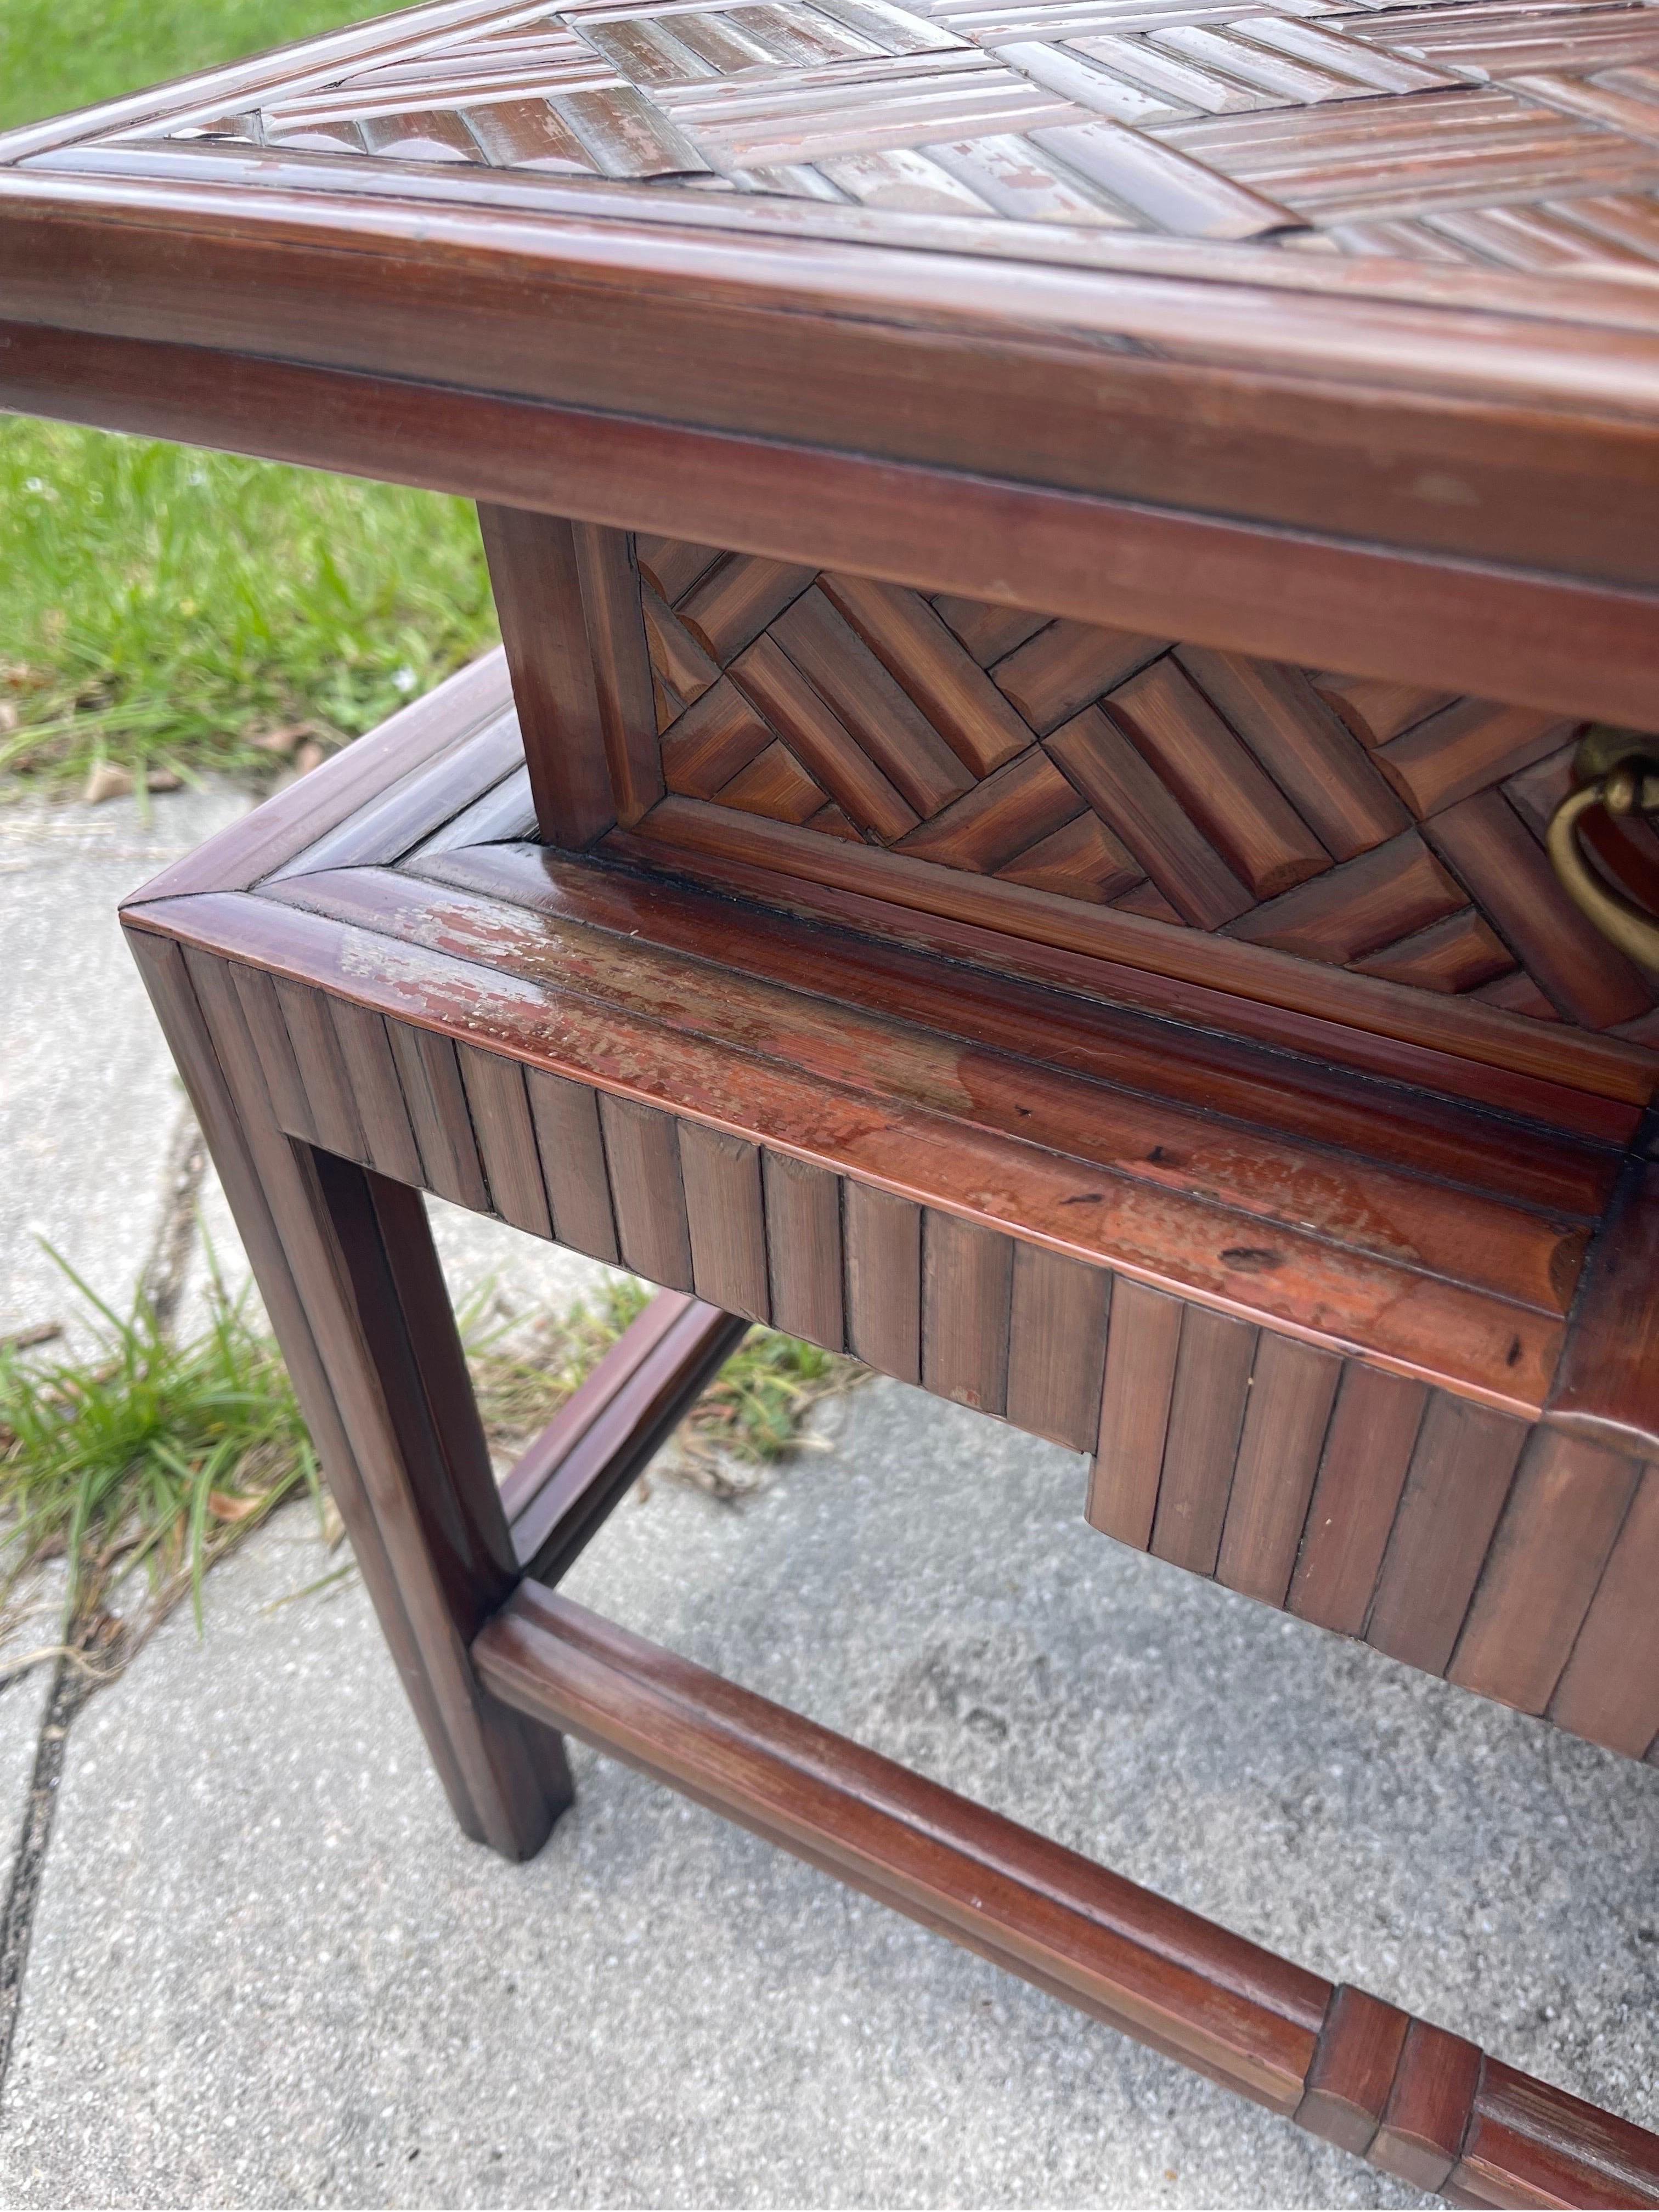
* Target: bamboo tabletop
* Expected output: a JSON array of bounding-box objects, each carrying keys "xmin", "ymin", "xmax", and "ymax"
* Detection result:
[{"xmin": 4, "ymin": 0, "xmax": 1659, "ymax": 596}]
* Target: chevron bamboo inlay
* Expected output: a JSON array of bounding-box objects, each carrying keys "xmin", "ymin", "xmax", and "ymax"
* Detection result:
[
  {"xmin": 105, "ymin": 0, "xmax": 1659, "ymax": 270},
  {"xmin": 633, "ymin": 537, "xmax": 1659, "ymax": 1038}
]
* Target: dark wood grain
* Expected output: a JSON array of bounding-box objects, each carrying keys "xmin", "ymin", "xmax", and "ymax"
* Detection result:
[
  {"xmin": 424, "ymin": 838, "xmax": 1620, "ymax": 1214},
  {"xmin": 387, "ymin": 1020, "xmax": 491, "ymax": 1215},
  {"xmin": 127, "ymin": 928, "xmax": 488, "ymax": 1841},
  {"xmin": 1459, "ymin": 2061, "xmax": 1659, "ymax": 2212},
  {"xmin": 328, "ymin": 998, "xmax": 424, "ymax": 1186},
  {"xmin": 228, "ymin": 962, "xmax": 317, "ymax": 1146},
  {"xmin": 922, "ymin": 1209, "xmax": 1015, "ymax": 1418},
  {"xmin": 1287, "ymin": 1366, "xmax": 1428, "ymax": 1638},
  {"xmin": 274, "ymin": 977, "xmax": 366, "ymax": 1162},
  {"xmin": 477, "ymin": 503, "xmax": 616, "ymax": 848},
  {"xmin": 268, "ymin": 705, "xmax": 523, "ymax": 882},
  {"xmin": 1088, "ymin": 1279, "xmax": 1184, "ymax": 1551},
  {"xmin": 597, "ymin": 1093, "xmax": 693, "ymax": 1292},
  {"xmin": 678, "ymin": 1121, "xmax": 770, "ymax": 1324},
  {"xmin": 1150, "ymin": 1306, "xmax": 1259, "ymax": 1577},
  {"xmin": 1448, "ymin": 1429, "xmax": 1643, "ymax": 1715},
  {"xmin": 572, "ymin": 522, "xmax": 663, "ymax": 828},
  {"xmin": 1547, "ymin": 1462, "xmax": 1659, "ymax": 1760},
  {"xmin": 597, "ymin": 812, "xmax": 1640, "ymax": 1140},
  {"xmin": 1370, "ymin": 2019, "xmax": 1485, "ymax": 2194},
  {"xmin": 843, "ymin": 1181, "xmax": 922, "ymax": 1384},
  {"xmin": 524, "ymin": 1067, "xmax": 620, "ymax": 1264},
  {"xmin": 246, "ymin": 865, "xmax": 1578, "ymax": 1417},
  {"xmin": 116, "ymin": 645, "xmax": 513, "ymax": 905},
  {"xmin": 459, "ymin": 1044, "xmax": 552, "ymax": 1238},
  {"xmin": 617, "ymin": 799, "xmax": 1654, "ymax": 1118},
  {"xmin": 1548, "ymin": 1157, "xmax": 1659, "ymax": 1457},
  {"xmin": 80, "ymin": 23, "xmax": 1659, "ymax": 2165},
  {"xmin": 14, "ymin": 159, "xmax": 1659, "ymax": 624},
  {"xmin": 1296, "ymin": 1984, "xmax": 1410, "ymax": 2157},
  {"xmin": 1005, "ymin": 1244, "xmax": 1111, "ymax": 1453},
  {"xmin": 156, "ymin": 934, "xmax": 569, "ymax": 1859},
  {"xmin": 763, "ymin": 1151, "xmax": 845, "ymax": 1350},
  {"xmin": 26, "ymin": 320, "xmax": 1659, "ymax": 750},
  {"xmin": 1216, "ymin": 1333, "xmax": 1342, "ymax": 1609},
  {"xmin": 1366, "ymin": 1396, "xmax": 1529, "ymax": 1677},
  {"xmin": 476, "ymin": 1583, "xmax": 1327, "ymax": 2112}
]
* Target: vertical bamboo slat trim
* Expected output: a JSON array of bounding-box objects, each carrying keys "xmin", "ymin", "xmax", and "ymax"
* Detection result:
[
  {"xmin": 680, "ymin": 1122, "xmax": 771, "ymax": 1322},
  {"xmin": 1449, "ymin": 1429, "xmax": 1643, "ymax": 1714},
  {"xmin": 844, "ymin": 1181, "xmax": 922, "ymax": 1383},
  {"xmin": 598, "ymin": 1094, "xmax": 694, "ymax": 1291},
  {"xmin": 923, "ymin": 1209, "xmax": 1014, "ymax": 1416},
  {"xmin": 1366, "ymin": 1396, "xmax": 1528, "ymax": 1677},
  {"xmin": 1150, "ymin": 1305, "xmax": 1257, "ymax": 1576},
  {"xmin": 763, "ymin": 1151, "xmax": 845, "ymax": 1349},
  {"xmin": 275, "ymin": 976, "xmax": 366, "ymax": 1162},
  {"xmin": 1216, "ymin": 1334, "xmax": 1342, "ymax": 1609},
  {"xmin": 229, "ymin": 963, "xmax": 317, "ymax": 1144},
  {"xmin": 1288, "ymin": 1366, "xmax": 1427, "ymax": 1638},
  {"xmin": 1547, "ymin": 1462, "xmax": 1659, "ymax": 1758},
  {"xmin": 460, "ymin": 1044, "xmax": 554, "ymax": 1238},
  {"xmin": 328, "ymin": 999, "xmax": 424, "ymax": 1187},
  {"xmin": 524, "ymin": 1067, "xmax": 620, "ymax": 1264},
  {"xmin": 387, "ymin": 1020, "xmax": 492, "ymax": 1215},
  {"xmin": 1088, "ymin": 1280, "xmax": 1183, "ymax": 1550},
  {"xmin": 1006, "ymin": 1244, "xmax": 1111, "ymax": 1452}
]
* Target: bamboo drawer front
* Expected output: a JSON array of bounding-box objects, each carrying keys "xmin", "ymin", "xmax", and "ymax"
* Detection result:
[{"xmin": 126, "ymin": 659, "xmax": 1659, "ymax": 1774}]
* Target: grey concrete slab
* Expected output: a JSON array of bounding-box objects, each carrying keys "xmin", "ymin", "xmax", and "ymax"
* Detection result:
[
  {"xmin": 1, "ymin": 1377, "xmax": 1652, "ymax": 2209},
  {"xmin": 0, "ymin": 783, "xmax": 615, "ymax": 1353},
  {"xmin": 0, "ymin": 785, "xmax": 249, "ymax": 1351},
  {"xmin": 425, "ymin": 1197, "xmax": 623, "ymax": 1330}
]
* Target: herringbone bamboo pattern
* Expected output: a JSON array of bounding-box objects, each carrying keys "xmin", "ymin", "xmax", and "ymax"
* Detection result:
[
  {"xmin": 634, "ymin": 536, "xmax": 1659, "ymax": 1036},
  {"xmin": 115, "ymin": 0, "xmax": 1659, "ymax": 270}
]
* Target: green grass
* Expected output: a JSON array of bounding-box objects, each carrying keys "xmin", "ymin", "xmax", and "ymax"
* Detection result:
[
  {"xmin": 0, "ymin": 0, "xmax": 365, "ymax": 135},
  {"xmin": 471, "ymin": 1278, "xmax": 861, "ymax": 1501},
  {"xmin": 0, "ymin": 0, "xmax": 499, "ymax": 798},
  {"xmin": 2, "ymin": 426, "xmax": 499, "ymax": 793},
  {"xmin": 0, "ymin": 1259, "xmax": 860, "ymax": 1662},
  {"xmin": 0, "ymin": 1253, "xmax": 321, "ymax": 1656}
]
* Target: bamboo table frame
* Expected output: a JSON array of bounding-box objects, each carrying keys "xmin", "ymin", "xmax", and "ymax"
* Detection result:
[{"xmin": 8, "ymin": 0, "xmax": 1659, "ymax": 2196}]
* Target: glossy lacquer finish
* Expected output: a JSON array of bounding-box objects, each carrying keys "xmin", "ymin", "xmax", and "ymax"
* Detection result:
[{"xmin": 24, "ymin": 1, "xmax": 1652, "ymax": 2193}]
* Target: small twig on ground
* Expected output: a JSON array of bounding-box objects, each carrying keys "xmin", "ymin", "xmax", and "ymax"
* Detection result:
[{"xmin": 0, "ymin": 1326, "xmax": 60, "ymax": 1356}]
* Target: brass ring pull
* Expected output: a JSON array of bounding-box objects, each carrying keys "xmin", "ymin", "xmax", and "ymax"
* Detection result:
[{"xmin": 1547, "ymin": 729, "xmax": 1659, "ymax": 975}]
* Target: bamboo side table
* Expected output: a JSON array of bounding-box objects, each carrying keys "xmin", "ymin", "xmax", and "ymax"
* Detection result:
[{"xmin": 4, "ymin": 2, "xmax": 1659, "ymax": 2197}]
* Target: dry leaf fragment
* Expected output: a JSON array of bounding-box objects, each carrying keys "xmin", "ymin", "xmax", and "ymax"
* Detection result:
[
  {"xmin": 206, "ymin": 1491, "xmax": 264, "ymax": 1522},
  {"xmin": 83, "ymin": 762, "xmax": 134, "ymax": 804},
  {"xmin": 250, "ymin": 724, "xmax": 313, "ymax": 757}
]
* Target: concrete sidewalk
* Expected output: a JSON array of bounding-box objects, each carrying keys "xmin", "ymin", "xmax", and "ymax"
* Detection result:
[{"xmin": 0, "ymin": 787, "xmax": 1654, "ymax": 2208}]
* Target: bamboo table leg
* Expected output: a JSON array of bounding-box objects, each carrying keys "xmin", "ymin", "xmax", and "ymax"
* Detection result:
[{"xmin": 130, "ymin": 927, "xmax": 568, "ymax": 1859}]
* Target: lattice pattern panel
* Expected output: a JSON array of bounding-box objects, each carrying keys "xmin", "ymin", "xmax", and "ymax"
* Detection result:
[
  {"xmin": 634, "ymin": 534, "xmax": 1659, "ymax": 1036},
  {"xmin": 117, "ymin": 0, "xmax": 1659, "ymax": 270}
]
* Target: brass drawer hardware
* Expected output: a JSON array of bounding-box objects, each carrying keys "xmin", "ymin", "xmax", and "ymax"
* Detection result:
[{"xmin": 1548, "ymin": 728, "xmax": 1659, "ymax": 974}]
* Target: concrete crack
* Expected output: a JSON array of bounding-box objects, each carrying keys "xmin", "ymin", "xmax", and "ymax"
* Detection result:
[
  {"xmin": 0, "ymin": 1102, "xmax": 211, "ymax": 2108},
  {"xmin": 0, "ymin": 1647, "xmax": 104, "ymax": 2103}
]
